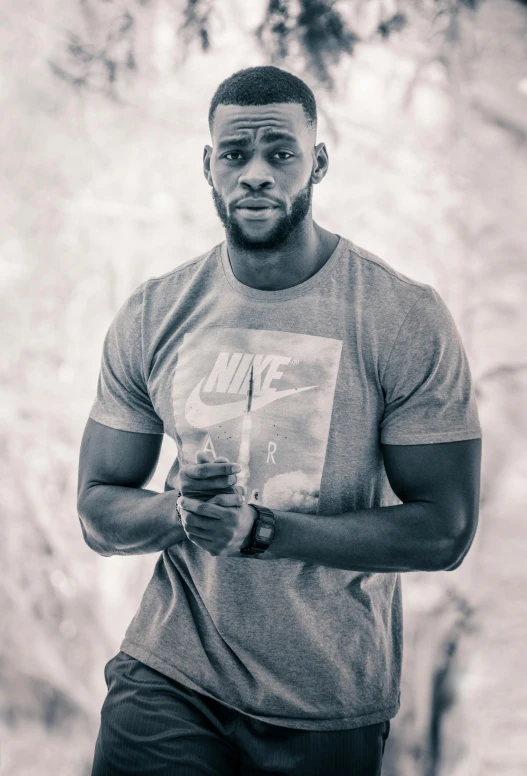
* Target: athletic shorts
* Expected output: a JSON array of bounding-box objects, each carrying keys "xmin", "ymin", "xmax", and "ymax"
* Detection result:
[{"xmin": 91, "ymin": 651, "xmax": 391, "ymax": 776}]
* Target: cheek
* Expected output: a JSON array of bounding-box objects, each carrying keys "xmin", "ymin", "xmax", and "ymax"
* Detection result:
[
  {"xmin": 212, "ymin": 165, "xmax": 238, "ymax": 194},
  {"xmin": 282, "ymin": 165, "xmax": 311, "ymax": 192},
  {"xmin": 209, "ymin": 159, "xmax": 220, "ymax": 184}
]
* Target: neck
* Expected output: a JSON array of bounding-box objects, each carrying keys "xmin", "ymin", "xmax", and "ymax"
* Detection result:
[{"xmin": 225, "ymin": 220, "xmax": 339, "ymax": 291}]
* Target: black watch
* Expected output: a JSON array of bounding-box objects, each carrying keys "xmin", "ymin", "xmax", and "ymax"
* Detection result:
[{"xmin": 240, "ymin": 504, "xmax": 276, "ymax": 557}]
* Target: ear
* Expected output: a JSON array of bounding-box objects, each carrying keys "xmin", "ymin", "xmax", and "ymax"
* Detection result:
[
  {"xmin": 311, "ymin": 142, "xmax": 329, "ymax": 185},
  {"xmin": 203, "ymin": 145, "xmax": 213, "ymax": 187}
]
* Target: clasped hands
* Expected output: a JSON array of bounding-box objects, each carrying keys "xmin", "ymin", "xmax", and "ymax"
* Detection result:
[{"xmin": 177, "ymin": 451, "xmax": 257, "ymax": 557}]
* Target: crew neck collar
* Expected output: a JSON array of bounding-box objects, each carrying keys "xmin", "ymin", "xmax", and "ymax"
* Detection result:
[{"xmin": 219, "ymin": 235, "xmax": 346, "ymax": 302}]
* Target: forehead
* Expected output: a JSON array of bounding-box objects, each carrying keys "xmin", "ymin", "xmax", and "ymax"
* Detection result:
[{"xmin": 212, "ymin": 103, "xmax": 313, "ymax": 145}]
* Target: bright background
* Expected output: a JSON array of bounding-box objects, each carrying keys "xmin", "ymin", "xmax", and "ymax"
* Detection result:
[{"xmin": 1, "ymin": 1, "xmax": 526, "ymax": 774}]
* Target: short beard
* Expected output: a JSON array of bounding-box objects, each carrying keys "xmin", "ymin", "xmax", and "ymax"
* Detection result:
[{"xmin": 211, "ymin": 180, "xmax": 313, "ymax": 252}]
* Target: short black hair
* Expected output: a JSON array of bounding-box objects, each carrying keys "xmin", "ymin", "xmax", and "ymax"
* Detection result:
[{"xmin": 208, "ymin": 66, "xmax": 317, "ymax": 135}]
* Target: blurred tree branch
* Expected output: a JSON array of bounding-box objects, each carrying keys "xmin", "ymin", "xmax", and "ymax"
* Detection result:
[
  {"xmin": 4, "ymin": 2, "xmax": 522, "ymax": 774},
  {"xmin": 471, "ymin": 86, "xmax": 527, "ymax": 142},
  {"xmin": 48, "ymin": 0, "xmax": 482, "ymax": 97}
]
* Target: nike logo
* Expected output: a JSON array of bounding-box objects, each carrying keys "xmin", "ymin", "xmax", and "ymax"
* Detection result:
[{"xmin": 185, "ymin": 378, "xmax": 318, "ymax": 428}]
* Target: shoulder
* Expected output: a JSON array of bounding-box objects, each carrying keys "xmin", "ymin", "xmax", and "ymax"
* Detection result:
[
  {"xmin": 344, "ymin": 238, "xmax": 431, "ymax": 292},
  {"xmin": 340, "ymin": 237, "xmax": 436, "ymax": 317},
  {"xmin": 144, "ymin": 244, "xmax": 220, "ymax": 295},
  {"xmin": 115, "ymin": 244, "xmax": 220, "ymax": 322}
]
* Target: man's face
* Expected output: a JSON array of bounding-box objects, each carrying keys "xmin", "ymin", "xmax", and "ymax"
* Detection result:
[{"xmin": 204, "ymin": 103, "xmax": 325, "ymax": 251}]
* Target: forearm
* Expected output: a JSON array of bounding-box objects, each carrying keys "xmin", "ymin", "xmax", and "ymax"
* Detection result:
[
  {"xmin": 260, "ymin": 501, "xmax": 461, "ymax": 572},
  {"xmin": 78, "ymin": 485, "xmax": 186, "ymax": 557}
]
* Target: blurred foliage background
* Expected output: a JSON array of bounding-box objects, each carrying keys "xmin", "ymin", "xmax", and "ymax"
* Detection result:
[{"xmin": 1, "ymin": 1, "xmax": 526, "ymax": 774}]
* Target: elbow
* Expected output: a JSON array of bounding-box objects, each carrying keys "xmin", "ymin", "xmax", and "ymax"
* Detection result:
[
  {"xmin": 442, "ymin": 516, "xmax": 479, "ymax": 572},
  {"xmin": 443, "ymin": 539, "xmax": 471, "ymax": 571},
  {"xmin": 426, "ymin": 499, "xmax": 479, "ymax": 572},
  {"xmin": 77, "ymin": 489, "xmax": 114, "ymax": 557},
  {"xmin": 78, "ymin": 514, "xmax": 114, "ymax": 557}
]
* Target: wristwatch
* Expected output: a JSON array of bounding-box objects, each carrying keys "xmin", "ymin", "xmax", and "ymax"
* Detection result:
[{"xmin": 240, "ymin": 504, "xmax": 276, "ymax": 557}]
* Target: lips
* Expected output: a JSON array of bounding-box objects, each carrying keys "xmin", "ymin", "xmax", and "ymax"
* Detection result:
[{"xmin": 236, "ymin": 199, "xmax": 279, "ymax": 210}]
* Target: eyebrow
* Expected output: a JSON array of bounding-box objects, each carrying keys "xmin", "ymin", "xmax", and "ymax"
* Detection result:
[{"xmin": 217, "ymin": 131, "xmax": 299, "ymax": 148}]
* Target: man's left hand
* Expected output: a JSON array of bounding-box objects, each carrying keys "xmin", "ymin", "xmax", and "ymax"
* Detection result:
[{"xmin": 177, "ymin": 493, "xmax": 256, "ymax": 557}]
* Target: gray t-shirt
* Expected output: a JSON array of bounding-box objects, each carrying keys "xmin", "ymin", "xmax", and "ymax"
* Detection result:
[{"xmin": 89, "ymin": 236, "xmax": 482, "ymax": 731}]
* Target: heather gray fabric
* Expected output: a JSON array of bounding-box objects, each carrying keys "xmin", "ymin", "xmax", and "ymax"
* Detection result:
[{"xmin": 89, "ymin": 236, "xmax": 482, "ymax": 731}]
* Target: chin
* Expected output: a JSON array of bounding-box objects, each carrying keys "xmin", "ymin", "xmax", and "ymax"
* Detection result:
[
  {"xmin": 228, "ymin": 219, "xmax": 292, "ymax": 251},
  {"xmin": 231, "ymin": 232, "xmax": 289, "ymax": 252}
]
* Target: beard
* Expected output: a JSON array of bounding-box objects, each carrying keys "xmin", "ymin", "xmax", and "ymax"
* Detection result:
[{"xmin": 211, "ymin": 179, "xmax": 313, "ymax": 251}]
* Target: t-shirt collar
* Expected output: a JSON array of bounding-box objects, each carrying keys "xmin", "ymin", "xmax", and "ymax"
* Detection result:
[{"xmin": 219, "ymin": 235, "xmax": 346, "ymax": 302}]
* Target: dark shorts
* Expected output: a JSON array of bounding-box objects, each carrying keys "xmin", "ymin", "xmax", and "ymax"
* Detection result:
[{"xmin": 91, "ymin": 651, "xmax": 391, "ymax": 776}]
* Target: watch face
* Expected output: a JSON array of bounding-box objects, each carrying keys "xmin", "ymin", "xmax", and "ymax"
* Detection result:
[{"xmin": 257, "ymin": 525, "xmax": 273, "ymax": 539}]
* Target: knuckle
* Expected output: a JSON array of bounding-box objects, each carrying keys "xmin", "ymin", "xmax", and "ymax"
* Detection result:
[{"xmin": 197, "ymin": 481, "xmax": 215, "ymax": 492}]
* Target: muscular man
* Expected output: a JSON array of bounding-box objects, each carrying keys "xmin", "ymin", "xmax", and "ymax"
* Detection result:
[{"xmin": 78, "ymin": 66, "xmax": 482, "ymax": 776}]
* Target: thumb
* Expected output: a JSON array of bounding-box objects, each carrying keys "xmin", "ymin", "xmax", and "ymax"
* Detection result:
[{"xmin": 196, "ymin": 450, "xmax": 214, "ymax": 464}]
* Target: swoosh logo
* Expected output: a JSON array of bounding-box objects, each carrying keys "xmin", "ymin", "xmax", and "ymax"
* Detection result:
[{"xmin": 185, "ymin": 378, "xmax": 319, "ymax": 428}]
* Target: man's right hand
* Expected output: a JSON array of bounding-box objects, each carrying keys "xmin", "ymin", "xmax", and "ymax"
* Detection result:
[{"xmin": 179, "ymin": 450, "xmax": 244, "ymax": 500}]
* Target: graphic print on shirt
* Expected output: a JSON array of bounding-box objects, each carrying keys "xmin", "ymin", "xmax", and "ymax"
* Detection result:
[{"xmin": 171, "ymin": 328, "xmax": 342, "ymax": 514}]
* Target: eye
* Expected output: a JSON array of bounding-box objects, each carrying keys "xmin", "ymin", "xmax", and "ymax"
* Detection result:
[
  {"xmin": 223, "ymin": 151, "xmax": 244, "ymax": 161},
  {"xmin": 272, "ymin": 151, "xmax": 294, "ymax": 160}
]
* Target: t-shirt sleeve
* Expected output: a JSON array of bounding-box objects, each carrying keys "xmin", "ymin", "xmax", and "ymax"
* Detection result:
[
  {"xmin": 380, "ymin": 286, "xmax": 482, "ymax": 445},
  {"xmin": 89, "ymin": 283, "xmax": 164, "ymax": 435}
]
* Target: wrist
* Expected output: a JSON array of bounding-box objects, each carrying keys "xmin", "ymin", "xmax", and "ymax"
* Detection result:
[
  {"xmin": 239, "ymin": 503, "xmax": 277, "ymax": 557},
  {"xmin": 240, "ymin": 504, "xmax": 257, "ymax": 550}
]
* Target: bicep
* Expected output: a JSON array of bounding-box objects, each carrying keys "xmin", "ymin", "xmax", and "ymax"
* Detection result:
[
  {"xmin": 78, "ymin": 418, "xmax": 163, "ymax": 499},
  {"xmin": 381, "ymin": 438, "xmax": 482, "ymax": 541}
]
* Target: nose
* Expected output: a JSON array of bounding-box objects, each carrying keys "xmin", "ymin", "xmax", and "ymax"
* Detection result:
[{"xmin": 238, "ymin": 156, "xmax": 274, "ymax": 190}]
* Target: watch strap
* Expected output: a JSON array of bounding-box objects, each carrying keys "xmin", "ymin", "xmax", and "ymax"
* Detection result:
[{"xmin": 240, "ymin": 504, "xmax": 276, "ymax": 556}]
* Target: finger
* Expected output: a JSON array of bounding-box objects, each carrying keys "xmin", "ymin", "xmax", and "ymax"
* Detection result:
[
  {"xmin": 183, "ymin": 509, "xmax": 224, "ymax": 532},
  {"xmin": 187, "ymin": 528, "xmax": 215, "ymax": 550},
  {"xmin": 182, "ymin": 515, "xmax": 216, "ymax": 538},
  {"xmin": 188, "ymin": 536, "xmax": 218, "ymax": 555},
  {"xmin": 196, "ymin": 450, "xmax": 214, "ymax": 464},
  {"xmin": 234, "ymin": 485, "xmax": 245, "ymax": 496},
  {"xmin": 187, "ymin": 529, "xmax": 216, "ymax": 541},
  {"xmin": 184, "ymin": 462, "xmax": 241, "ymax": 480},
  {"xmin": 179, "ymin": 497, "xmax": 225, "ymax": 519},
  {"xmin": 207, "ymin": 493, "xmax": 243, "ymax": 507},
  {"xmin": 181, "ymin": 474, "xmax": 239, "ymax": 494},
  {"xmin": 214, "ymin": 456, "xmax": 231, "ymax": 463}
]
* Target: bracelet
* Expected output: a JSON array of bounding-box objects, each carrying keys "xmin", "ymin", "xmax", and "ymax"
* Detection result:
[{"xmin": 175, "ymin": 489, "xmax": 183, "ymax": 525}]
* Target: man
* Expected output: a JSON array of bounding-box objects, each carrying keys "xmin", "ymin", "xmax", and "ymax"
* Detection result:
[{"xmin": 78, "ymin": 66, "xmax": 482, "ymax": 775}]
